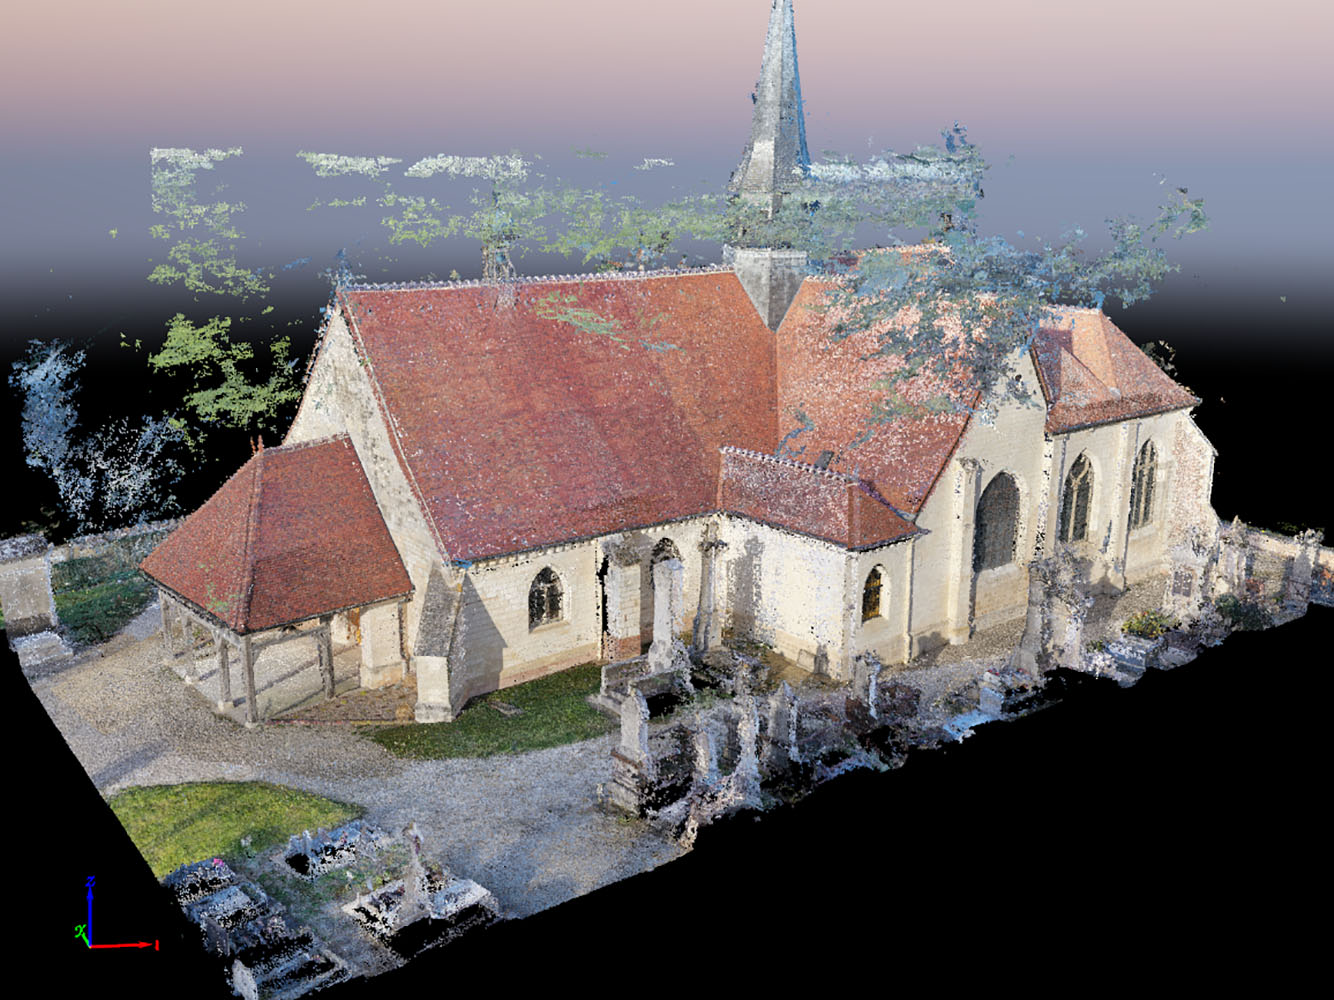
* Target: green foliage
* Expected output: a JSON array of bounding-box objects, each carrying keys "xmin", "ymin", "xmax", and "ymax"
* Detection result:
[
  {"xmin": 1215, "ymin": 593, "xmax": 1273, "ymax": 632},
  {"xmin": 369, "ymin": 662, "xmax": 613, "ymax": 759},
  {"xmin": 147, "ymin": 313, "xmax": 301, "ymax": 447},
  {"xmin": 292, "ymin": 127, "xmax": 1206, "ymax": 413},
  {"xmin": 148, "ymin": 147, "xmax": 268, "ymax": 299},
  {"xmin": 107, "ymin": 781, "xmax": 363, "ymax": 879},
  {"xmin": 1121, "ymin": 609, "xmax": 1180, "ymax": 639},
  {"xmin": 379, "ymin": 190, "xmax": 457, "ymax": 247}
]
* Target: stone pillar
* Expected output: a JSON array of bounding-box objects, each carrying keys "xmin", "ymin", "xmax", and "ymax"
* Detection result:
[
  {"xmin": 693, "ymin": 725, "xmax": 720, "ymax": 786},
  {"xmin": 762, "ymin": 680, "xmax": 799, "ymax": 770},
  {"xmin": 215, "ymin": 636, "xmax": 233, "ymax": 711},
  {"xmin": 241, "ymin": 635, "xmax": 259, "ymax": 727},
  {"xmin": 602, "ymin": 544, "xmax": 642, "ymax": 661},
  {"xmin": 733, "ymin": 695, "xmax": 762, "ymax": 802},
  {"xmin": 853, "ymin": 653, "xmax": 883, "ymax": 720},
  {"xmin": 647, "ymin": 558, "xmax": 686, "ymax": 674},
  {"xmin": 359, "ymin": 601, "xmax": 405, "ymax": 689},
  {"xmin": 691, "ymin": 522, "xmax": 726, "ymax": 657},
  {"xmin": 1106, "ymin": 421, "xmax": 1135, "ymax": 591},
  {"xmin": 608, "ymin": 688, "xmax": 653, "ymax": 815},
  {"xmin": 946, "ymin": 457, "xmax": 981, "ymax": 644}
]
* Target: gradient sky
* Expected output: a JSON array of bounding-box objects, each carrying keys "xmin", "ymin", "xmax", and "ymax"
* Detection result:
[{"xmin": 1, "ymin": 0, "xmax": 1331, "ymax": 342}]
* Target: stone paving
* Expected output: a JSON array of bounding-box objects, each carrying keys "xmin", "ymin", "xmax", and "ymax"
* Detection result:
[{"xmin": 27, "ymin": 598, "xmax": 684, "ymax": 920}]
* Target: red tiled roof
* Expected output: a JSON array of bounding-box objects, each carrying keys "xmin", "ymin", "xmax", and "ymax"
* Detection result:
[
  {"xmin": 140, "ymin": 435, "xmax": 412, "ymax": 633},
  {"xmin": 775, "ymin": 279, "xmax": 978, "ymax": 515},
  {"xmin": 1032, "ymin": 309, "xmax": 1199, "ymax": 432},
  {"xmin": 338, "ymin": 272, "xmax": 777, "ymax": 561},
  {"xmin": 718, "ymin": 447, "xmax": 917, "ymax": 548}
]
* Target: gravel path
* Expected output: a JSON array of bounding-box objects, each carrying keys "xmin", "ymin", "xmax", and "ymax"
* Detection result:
[{"xmin": 28, "ymin": 600, "xmax": 683, "ymax": 918}]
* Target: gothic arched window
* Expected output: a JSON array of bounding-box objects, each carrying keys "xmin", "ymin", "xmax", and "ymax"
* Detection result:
[
  {"xmin": 1128, "ymin": 441, "xmax": 1157, "ymax": 530},
  {"xmin": 528, "ymin": 567, "xmax": 563, "ymax": 628},
  {"xmin": 1059, "ymin": 455, "xmax": 1094, "ymax": 543},
  {"xmin": 862, "ymin": 567, "xmax": 884, "ymax": 621},
  {"xmin": 973, "ymin": 473, "xmax": 1020, "ymax": 572}
]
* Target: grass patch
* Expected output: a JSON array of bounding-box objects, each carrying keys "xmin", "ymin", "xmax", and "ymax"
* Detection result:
[
  {"xmin": 55, "ymin": 577, "xmax": 154, "ymax": 645},
  {"xmin": 50, "ymin": 531, "xmax": 171, "ymax": 645},
  {"xmin": 368, "ymin": 661, "xmax": 614, "ymax": 759},
  {"xmin": 107, "ymin": 781, "xmax": 363, "ymax": 880}
]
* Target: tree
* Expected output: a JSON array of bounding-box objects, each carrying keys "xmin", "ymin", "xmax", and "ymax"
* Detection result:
[
  {"xmin": 144, "ymin": 313, "xmax": 302, "ymax": 452},
  {"xmin": 296, "ymin": 124, "xmax": 1206, "ymax": 422},
  {"xmin": 9, "ymin": 340, "xmax": 185, "ymax": 535},
  {"xmin": 148, "ymin": 147, "xmax": 269, "ymax": 300}
]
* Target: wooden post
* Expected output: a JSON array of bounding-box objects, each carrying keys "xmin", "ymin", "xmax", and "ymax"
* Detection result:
[
  {"xmin": 318, "ymin": 617, "xmax": 335, "ymax": 699},
  {"xmin": 216, "ymin": 636, "xmax": 233, "ymax": 711},
  {"xmin": 183, "ymin": 608, "xmax": 199, "ymax": 685},
  {"xmin": 159, "ymin": 590, "xmax": 174, "ymax": 665},
  {"xmin": 241, "ymin": 635, "xmax": 259, "ymax": 726}
]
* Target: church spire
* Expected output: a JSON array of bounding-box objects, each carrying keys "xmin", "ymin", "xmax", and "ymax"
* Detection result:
[{"xmin": 728, "ymin": 0, "xmax": 811, "ymax": 218}]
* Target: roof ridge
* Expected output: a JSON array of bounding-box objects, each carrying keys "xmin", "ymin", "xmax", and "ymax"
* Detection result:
[
  {"xmin": 236, "ymin": 447, "xmax": 264, "ymax": 631},
  {"xmin": 268, "ymin": 431, "xmax": 350, "ymax": 456},
  {"xmin": 338, "ymin": 292, "xmax": 456, "ymax": 566},
  {"xmin": 341, "ymin": 263, "xmax": 735, "ymax": 293},
  {"xmin": 720, "ymin": 445, "xmax": 858, "ymax": 482}
]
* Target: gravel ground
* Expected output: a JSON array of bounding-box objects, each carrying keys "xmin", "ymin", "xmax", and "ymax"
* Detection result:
[
  {"xmin": 28, "ymin": 599, "xmax": 683, "ymax": 919},
  {"xmin": 24, "ymin": 576, "xmax": 1191, "ymax": 919}
]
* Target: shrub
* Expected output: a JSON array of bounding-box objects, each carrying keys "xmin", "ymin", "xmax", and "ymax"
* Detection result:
[
  {"xmin": 1121, "ymin": 609, "xmax": 1180, "ymax": 640},
  {"xmin": 1215, "ymin": 593, "xmax": 1273, "ymax": 632}
]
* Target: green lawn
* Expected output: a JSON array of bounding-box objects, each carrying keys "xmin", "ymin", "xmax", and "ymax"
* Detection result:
[
  {"xmin": 107, "ymin": 781, "xmax": 364, "ymax": 879},
  {"xmin": 368, "ymin": 661, "xmax": 615, "ymax": 759},
  {"xmin": 50, "ymin": 532, "xmax": 171, "ymax": 645}
]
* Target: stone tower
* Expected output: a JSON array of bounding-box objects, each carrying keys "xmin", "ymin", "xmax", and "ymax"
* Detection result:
[
  {"xmin": 729, "ymin": 0, "xmax": 811, "ymax": 217},
  {"xmin": 727, "ymin": 0, "xmax": 811, "ymax": 331}
]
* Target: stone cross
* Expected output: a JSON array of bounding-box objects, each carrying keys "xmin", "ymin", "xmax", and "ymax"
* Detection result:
[{"xmin": 691, "ymin": 522, "xmax": 726, "ymax": 657}]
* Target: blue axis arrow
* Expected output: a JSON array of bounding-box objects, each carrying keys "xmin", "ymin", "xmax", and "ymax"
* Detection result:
[{"xmin": 86, "ymin": 877, "xmax": 94, "ymax": 946}]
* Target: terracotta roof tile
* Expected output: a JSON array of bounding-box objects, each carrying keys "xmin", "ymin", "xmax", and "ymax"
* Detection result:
[
  {"xmin": 775, "ymin": 279, "xmax": 977, "ymax": 515},
  {"xmin": 338, "ymin": 273, "xmax": 777, "ymax": 561},
  {"xmin": 718, "ymin": 447, "xmax": 917, "ymax": 548},
  {"xmin": 140, "ymin": 435, "xmax": 412, "ymax": 633},
  {"xmin": 1033, "ymin": 309, "xmax": 1199, "ymax": 432}
]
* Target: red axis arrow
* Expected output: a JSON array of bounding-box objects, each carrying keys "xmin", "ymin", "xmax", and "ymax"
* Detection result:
[{"xmin": 89, "ymin": 940, "xmax": 158, "ymax": 950}]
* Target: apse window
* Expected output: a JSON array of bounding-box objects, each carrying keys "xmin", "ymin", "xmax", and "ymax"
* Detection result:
[{"xmin": 862, "ymin": 567, "xmax": 884, "ymax": 621}]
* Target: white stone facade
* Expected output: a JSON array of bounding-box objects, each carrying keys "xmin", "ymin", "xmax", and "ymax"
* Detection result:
[{"xmin": 282, "ymin": 309, "xmax": 1216, "ymax": 721}]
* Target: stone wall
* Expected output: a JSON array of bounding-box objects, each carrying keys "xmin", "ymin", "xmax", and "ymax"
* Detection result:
[
  {"xmin": 717, "ymin": 516, "xmax": 855, "ymax": 678},
  {"xmin": 0, "ymin": 535, "xmax": 57, "ymax": 638},
  {"xmin": 48, "ymin": 518, "xmax": 181, "ymax": 564},
  {"xmin": 285, "ymin": 311, "xmax": 446, "ymax": 661}
]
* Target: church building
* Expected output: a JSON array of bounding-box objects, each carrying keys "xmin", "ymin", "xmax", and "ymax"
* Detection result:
[{"xmin": 140, "ymin": 0, "xmax": 1219, "ymax": 724}]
